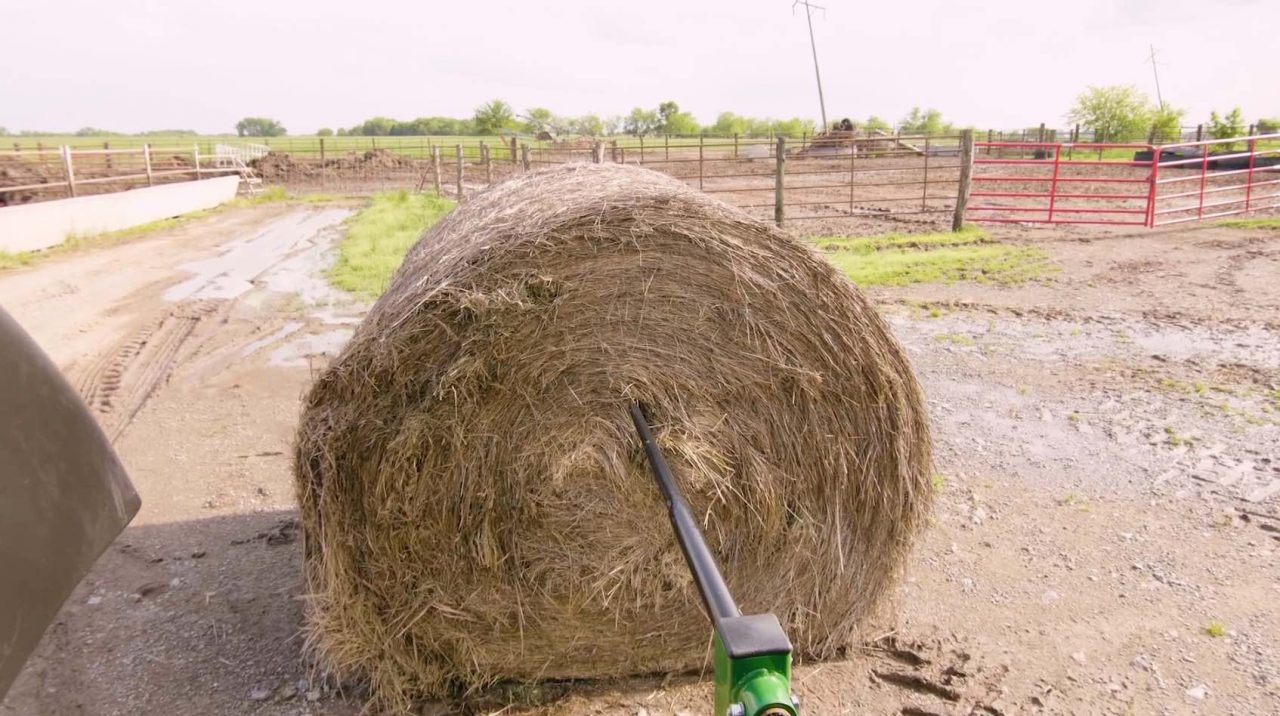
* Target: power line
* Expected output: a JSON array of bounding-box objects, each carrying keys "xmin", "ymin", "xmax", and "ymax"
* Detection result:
[
  {"xmin": 1147, "ymin": 44, "xmax": 1165, "ymax": 111},
  {"xmin": 793, "ymin": 0, "xmax": 828, "ymax": 130}
]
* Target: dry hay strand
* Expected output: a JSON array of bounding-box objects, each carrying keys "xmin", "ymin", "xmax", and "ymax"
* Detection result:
[{"xmin": 295, "ymin": 163, "xmax": 932, "ymax": 712}]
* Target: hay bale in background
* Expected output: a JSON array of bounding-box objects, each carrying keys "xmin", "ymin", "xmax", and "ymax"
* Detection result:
[{"xmin": 295, "ymin": 163, "xmax": 931, "ymax": 710}]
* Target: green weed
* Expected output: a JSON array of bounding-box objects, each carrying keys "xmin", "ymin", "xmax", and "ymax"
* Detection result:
[
  {"xmin": 1164, "ymin": 425, "xmax": 1191, "ymax": 447},
  {"xmin": 934, "ymin": 332, "xmax": 976, "ymax": 346},
  {"xmin": 1204, "ymin": 621, "xmax": 1227, "ymax": 638}
]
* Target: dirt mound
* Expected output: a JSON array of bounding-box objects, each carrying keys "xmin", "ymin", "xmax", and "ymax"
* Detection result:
[
  {"xmin": 294, "ymin": 163, "xmax": 933, "ymax": 711},
  {"xmin": 251, "ymin": 149, "xmax": 422, "ymax": 182},
  {"xmin": 350, "ymin": 148, "xmax": 414, "ymax": 169},
  {"xmin": 251, "ymin": 152, "xmax": 309, "ymax": 182}
]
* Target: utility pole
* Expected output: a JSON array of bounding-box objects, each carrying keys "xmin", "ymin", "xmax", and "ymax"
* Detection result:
[
  {"xmin": 1147, "ymin": 44, "xmax": 1165, "ymax": 111},
  {"xmin": 794, "ymin": 0, "xmax": 828, "ymax": 131}
]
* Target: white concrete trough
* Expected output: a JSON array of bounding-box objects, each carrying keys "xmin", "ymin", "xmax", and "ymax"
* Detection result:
[{"xmin": 0, "ymin": 176, "xmax": 241, "ymax": 253}]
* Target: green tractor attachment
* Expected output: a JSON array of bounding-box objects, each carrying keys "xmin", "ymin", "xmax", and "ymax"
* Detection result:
[{"xmin": 630, "ymin": 402, "xmax": 798, "ymax": 716}]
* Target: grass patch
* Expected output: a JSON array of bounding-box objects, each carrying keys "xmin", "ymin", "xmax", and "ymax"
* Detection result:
[
  {"xmin": 815, "ymin": 227, "xmax": 1051, "ymax": 287},
  {"xmin": 1218, "ymin": 217, "xmax": 1280, "ymax": 229},
  {"xmin": 329, "ymin": 190, "xmax": 454, "ymax": 297},
  {"xmin": 1204, "ymin": 621, "xmax": 1227, "ymax": 638}
]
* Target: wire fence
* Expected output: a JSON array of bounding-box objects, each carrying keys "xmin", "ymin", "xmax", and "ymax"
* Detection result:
[{"xmin": 6, "ymin": 130, "xmax": 1278, "ymax": 232}]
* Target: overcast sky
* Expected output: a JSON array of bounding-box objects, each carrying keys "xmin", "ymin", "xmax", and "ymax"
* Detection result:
[{"xmin": 2, "ymin": 0, "xmax": 1276, "ymax": 134}]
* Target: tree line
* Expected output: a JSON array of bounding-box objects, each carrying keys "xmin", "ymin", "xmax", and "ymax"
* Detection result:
[
  {"xmin": 1066, "ymin": 85, "xmax": 1277, "ymax": 143},
  {"xmin": 232, "ymin": 94, "xmax": 1277, "ymax": 141},
  {"xmin": 317, "ymin": 100, "xmax": 818, "ymax": 139},
  {"xmin": 5, "ymin": 91, "xmax": 1275, "ymax": 141}
]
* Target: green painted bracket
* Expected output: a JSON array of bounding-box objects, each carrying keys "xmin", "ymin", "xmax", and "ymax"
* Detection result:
[{"xmin": 713, "ymin": 614, "xmax": 798, "ymax": 716}]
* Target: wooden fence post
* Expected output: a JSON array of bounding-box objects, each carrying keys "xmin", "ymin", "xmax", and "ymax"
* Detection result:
[
  {"xmin": 639, "ymin": 136, "xmax": 645, "ymax": 164},
  {"xmin": 610, "ymin": 140, "xmax": 619, "ymax": 163},
  {"xmin": 1196, "ymin": 124, "xmax": 1204, "ymax": 142},
  {"xmin": 482, "ymin": 142, "xmax": 492, "ymax": 184},
  {"xmin": 319, "ymin": 137, "xmax": 326, "ymax": 164},
  {"xmin": 104, "ymin": 141, "xmax": 113, "ymax": 170},
  {"xmin": 953, "ymin": 129, "xmax": 975, "ymax": 232},
  {"xmin": 431, "ymin": 146, "xmax": 442, "ymax": 196},
  {"xmin": 455, "ymin": 144, "xmax": 463, "ymax": 200},
  {"xmin": 521, "ymin": 143, "xmax": 531, "ymax": 171},
  {"xmin": 143, "ymin": 143, "xmax": 154, "ymax": 187},
  {"xmin": 1037, "ymin": 123, "xmax": 1046, "ymax": 143},
  {"xmin": 193, "ymin": 143, "xmax": 202, "ymax": 180},
  {"xmin": 592, "ymin": 141, "xmax": 603, "ymax": 164},
  {"xmin": 664, "ymin": 134, "xmax": 669, "ymax": 161},
  {"xmin": 60, "ymin": 145, "xmax": 76, "ymax": 198},
  {"xmin": 510, "ymin": 136, "xmax": 518, "ymax": 164},
  {"xmin": 774, "ymin": 136, "xmax": 786, "ymax": 227},
  {"xmin": 698, "ymin": 135, "xmax": 704, "ymax": 190},
  {"xmin": 734, "ymin": 133, "xmax": 739, "ymax": 159}
]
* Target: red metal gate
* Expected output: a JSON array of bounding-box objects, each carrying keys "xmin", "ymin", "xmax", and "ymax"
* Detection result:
[
  {"xmin": 967, "ymin": 141, "xmax": 1155, "ymax": 226},
  {"xmin": 965, "ymin": 136, "xmax": 1280, "ymax": 228},
  {"xmin": 1149, "ymin": 137, "xmax": 1280, "ymax": 226}
]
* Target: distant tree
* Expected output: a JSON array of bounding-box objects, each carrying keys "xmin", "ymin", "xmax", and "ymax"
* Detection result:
[
  {"xmin": 770, "ymin": 117, "xmax": 815, "ymax": 137},
  {"xmin": 898, "ymin": 107, "xmax": 951, "ymax": 135},
  {"xmin": 602, "ymin": 115, "xmax": 624, "ymax": 136},
  {"xmin": 863, "ymin": 116, "xmax": 891, "ymax": 133},
  {"xmin": 235, "ymin": 117, "xmax": 287, "ymax": 137},
  {"xmin": 473, "ymin": 100, "xmax": 516, "ymax": 135},
  {"xmin": 654, "ymin": 101, "xmax": 700, "ymax": 135},
  {"xmin": 1207, "ymin": 107, "xmax": 1246, "ymax": 140},
  {"xmin": 1067, "ymin": 85, "xmax": 1152, "ymax": 142},
  {"xmin": 349, "ymin": 117, "xmax": 395, "ymax": 136},
  {"xmin": 316, "ymin": 127, "xmax": 334, "ymax": 137},
  {"xmin": 0, "ymin": 127, "xmax": 8, "ymax": 136},
  {"xmin": 1258, "ymin": 118, "xmax": 1280, "ymax": 135},
  {"xmin": 74, "ymin": 127, "xmax": 113, "ymax": 137},
  {"xmin": 522, "ymin": 107, "xmax": 557, "ymax": 135},
  {"xmin": 570, "ymin": 114, "xmax": 605, "ymax": 137},
  {"xmin": 709, "ymin": 112, "xmax": 748, "ymax": 136},
  {"xmin": 1150, "ymin": 105, "xmax": 1186, "ymax": 143},
  {"xmin": 624, "ymin": 107, "xmax": 660, "ymax": 136}
]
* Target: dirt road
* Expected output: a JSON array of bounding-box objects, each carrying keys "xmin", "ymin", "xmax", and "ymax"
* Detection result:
[{"xmin": 1, "ymin": 206, "xmax": 1277, "ymax": 715}]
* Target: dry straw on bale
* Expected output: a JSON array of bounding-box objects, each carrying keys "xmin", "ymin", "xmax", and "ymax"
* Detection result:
[{"xmin": 295, "ymin": 163, "xmax": 932, "ymax": 711}]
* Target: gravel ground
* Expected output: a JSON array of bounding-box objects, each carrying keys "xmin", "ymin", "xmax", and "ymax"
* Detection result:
[{"xmin": 0, "ymin": 205, "xmax": 1277, "ymax": 715}]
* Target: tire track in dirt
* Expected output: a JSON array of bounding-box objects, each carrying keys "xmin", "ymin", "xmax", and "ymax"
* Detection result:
[{"xmin": 75, "ymin": 300, "xmax": 224, "ymax": 442}]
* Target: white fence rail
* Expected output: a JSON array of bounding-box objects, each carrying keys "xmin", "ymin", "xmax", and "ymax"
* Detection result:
[{"xmin": 1, "ymin": 144, "xmax": 247, "ymax": 205}]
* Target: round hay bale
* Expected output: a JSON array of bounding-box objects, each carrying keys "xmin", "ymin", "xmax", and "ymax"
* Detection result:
[{"xmin": 295, "ymin": 163, "xmax": 931, "ymax": 710}]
